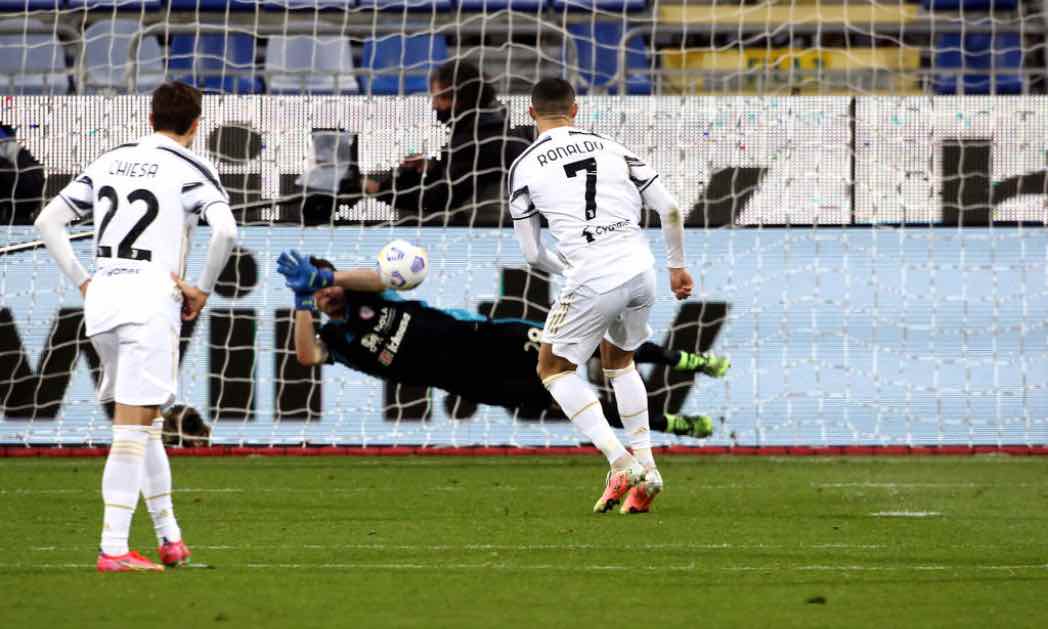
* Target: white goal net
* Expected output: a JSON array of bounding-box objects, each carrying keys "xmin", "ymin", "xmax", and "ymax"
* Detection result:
[{"xmin": 0, "ymin": 1, "xmax": 1046, "ymax": 447}]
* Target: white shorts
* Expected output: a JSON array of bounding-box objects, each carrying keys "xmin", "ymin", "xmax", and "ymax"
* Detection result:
[
  {"xmin": 542, "ymin": 268, "xmax": 656, "ymax": 365},
  {"xmin": 90, "ymin": 317, "xmax": 179, "ymax": 407}
]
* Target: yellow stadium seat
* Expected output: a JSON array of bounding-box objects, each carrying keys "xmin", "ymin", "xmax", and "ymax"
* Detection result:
[{"xmin": 659, "ymin": 47, "xmax": 922, "ymax": 95}]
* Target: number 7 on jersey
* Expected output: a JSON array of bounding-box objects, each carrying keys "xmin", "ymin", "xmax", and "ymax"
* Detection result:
[{"xmin": 564, "ymin": 157, "xmax": 598, "ymax": 220}]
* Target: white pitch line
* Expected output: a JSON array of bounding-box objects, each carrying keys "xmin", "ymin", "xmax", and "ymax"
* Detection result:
[
  {"xmin": 2, "ymin": 563, "xmax": 1046, "ymax": 573},
  {"xmin": 16, "ymin": 542, "xmax": 889, "ymax": 553},
  {"xmin": 871, "ymin": 511, "xmax": 943, "ymax": 518},
  {"xmin": 0, "ymin": 483, "xmax": 776, "ymax": 496},
  {"xmin": 815, "ymin": 482, "xmax": 1036, "ymax": 489}
]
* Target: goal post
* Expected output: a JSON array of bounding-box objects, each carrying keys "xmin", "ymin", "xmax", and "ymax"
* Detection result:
[{"xmin": 0, "ymin": 1, "xmax": 1046, "ymax": 448}]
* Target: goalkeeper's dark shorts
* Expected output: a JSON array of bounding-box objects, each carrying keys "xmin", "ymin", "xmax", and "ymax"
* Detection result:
[{"xmin": 432, "ymin": 318, "xmax": 551, "ymax": 412}]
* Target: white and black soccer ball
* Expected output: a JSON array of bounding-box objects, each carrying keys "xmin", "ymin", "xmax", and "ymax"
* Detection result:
[{"xmin": 376, "ymin": 239, "xmax": 428, "ymax": 291}]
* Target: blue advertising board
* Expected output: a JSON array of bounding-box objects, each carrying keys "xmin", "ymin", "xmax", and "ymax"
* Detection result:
[{"xmin": 2, "ymin": 226, "xmax": 1046, "ymax": 446}]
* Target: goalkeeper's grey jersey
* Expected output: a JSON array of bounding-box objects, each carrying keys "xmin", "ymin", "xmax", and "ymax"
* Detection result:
[
  {"xmin": 507, "ymin": 126, "xmax": 659, "ymax": 294},
  {"xmin": 57, "ymin": 133, "xmax": 228, "ymax": 334}
]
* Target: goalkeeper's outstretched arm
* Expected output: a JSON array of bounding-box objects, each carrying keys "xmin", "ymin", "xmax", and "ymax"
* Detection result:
[{"xmin": 293, "ymin": 310, "xmax": 328, "ymax": 367}]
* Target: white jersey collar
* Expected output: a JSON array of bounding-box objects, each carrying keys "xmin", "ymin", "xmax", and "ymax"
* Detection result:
[{"xmin": 536, "ymin": 125, "xmax": 580, "ymax": 142}]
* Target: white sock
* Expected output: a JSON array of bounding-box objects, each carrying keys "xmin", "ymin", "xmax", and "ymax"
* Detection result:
[
  {"xmin": 142, "ymin": 418, "xmax": 182, "ymax": 545},
  {"xmin": 100, "ymin": 425, "xmax": 149, "ymax": 556},
  {"xmin": 606, "ymin": 363, "xmax": 655, "ymax": 471},
  {"xmin": 544, "ymin": 371, "xmax": 628, "ymax": 465}
]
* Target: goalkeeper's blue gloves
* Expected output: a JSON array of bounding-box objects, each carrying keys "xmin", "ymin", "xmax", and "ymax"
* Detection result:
[{"xmin": 276, "ymin": 250, "xmax": 333, "ymax": 312}]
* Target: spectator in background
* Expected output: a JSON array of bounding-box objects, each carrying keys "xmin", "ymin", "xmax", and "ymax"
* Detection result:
[
  {"xmin": 363, "ymin": 60, "xmax": 534, "ymax": 226},
  {"xmin": 162, "ymin": 404, "xmax": 212, "ymax": 448},
  {"xmin": 0, "ymin": 124, "xmax": 45, "ymax": 225}
]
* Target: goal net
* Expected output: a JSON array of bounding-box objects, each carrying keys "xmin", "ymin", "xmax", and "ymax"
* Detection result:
[{"xmin": 1, "ymin": 1, "xmax": 1046, "ymax": 448}]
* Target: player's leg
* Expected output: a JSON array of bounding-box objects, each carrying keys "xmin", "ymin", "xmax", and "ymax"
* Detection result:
[
  {"xmin": 131, "ymin": 318, "xmax": 190, "ymax": 567},
  {"xmin": 633, "ymin": 342, "xmax": 731, "ymax": 378},
  {"xmin": 92, "ymin": 326, "xmax": 163, "ymax": 572},
  {"xmin": 601, "ymin": 269, "xmax": 663, "ymax": 514},
  {"xmin": 538, "ymin": 286, "xmax": 643, "ymax": 513}
]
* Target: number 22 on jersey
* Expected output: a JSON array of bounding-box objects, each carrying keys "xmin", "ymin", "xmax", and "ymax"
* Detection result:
[{"xmin": 95, "ymin": 186, "xmax": 159, "ymax": 262}]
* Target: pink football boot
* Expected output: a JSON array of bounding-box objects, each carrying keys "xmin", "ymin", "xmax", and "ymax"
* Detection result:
[
  {"xmin": 593, "ymin": 463, "xmax": 644, "ymax": 513},
  {"xmin": 620, "ymin": 468, "xmax": 664, "ymax": 514},
  {"xmin": 96, "ymin": 550, "xmax": 165, "ymax": 573},
  {"xmin": 158, "ymin": 539, "xmax": 192, "ymax": 567}
]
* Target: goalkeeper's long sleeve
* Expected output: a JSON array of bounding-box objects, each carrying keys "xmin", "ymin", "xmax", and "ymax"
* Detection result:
[
  {"xmin": 195, "ymin": 203, "xmax": 238, "ymax": 294},
  {"xmin": 34, "ymin": 196, "xmax": 91, "ymax": 289},
  {"xmin": 641, "ymin": 177, "xmax": 686, "ymax": 269}
]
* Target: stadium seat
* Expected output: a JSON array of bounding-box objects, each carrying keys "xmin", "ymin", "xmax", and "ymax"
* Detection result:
[
  {"xmin": 262, "ymin": 0, "xmax": 358, "ymax": 8},
  {"xmin": 67, "ymin": 0, "xmax": 163, "ymax": 8},
  {"xmin": 551, "ymin": 0, "xmax": 646, "ymax": 11},
  {"xmin": 458, "ymin": 0, "xmax": 543, "ymax": 10},
  {"xmin": 921, "ymin": 0, "xmax": 1018, "ymax": 11},
  {"xmin": 171, "ymin": 0, "xmax": 356, "ymax": 8},
  {"xmin": 356, "ymin": 0, "xmax": 452, "ymax": 10},
  {"xmin": 168, "ymin": 0, "xmax": 258, "ymax": 9},
  {"xmin": 566, "ymin": 22, "xmax": 652, "ymax": 95},
  {"xmin": 360, "ymin": 34, "xmax": 448, "ymax": 95},
  {"xmin": 934, "ymin": 33, "xmax": 1023, "ymax": 94},
  {"xmin": 169, "ymin": 33, "xmax": 263, "ymax": 93},
  {"xmin": 266, "ymin": 36, "xmax": 358, "ymax": 94},
  {"xmin": 660, "ymin": 47, "xmax": 922, "ymax": 95},
  {"xmin": 81, "ymin": 19, "xmax": 165, "ymax": 92},
  {"xmin": 0, "ymin": 18, "xmax": 70, "ymax": 94},
  {"xmin": 0, "ymin": 1, "xmax": 62, "ymax": 8}
]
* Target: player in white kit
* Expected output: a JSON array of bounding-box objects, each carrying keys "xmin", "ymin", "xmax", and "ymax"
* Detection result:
[
  {"xmin": 509, "ymin": 79, "xmax": 694, "ymax": 514},
  {"xmin": 34, "ymin": 82, "xmax": 238, "ymax": 571}
]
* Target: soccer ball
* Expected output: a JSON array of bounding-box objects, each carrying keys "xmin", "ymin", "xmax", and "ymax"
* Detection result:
[{"xmin": 377, "ymin": 240, "xmax": 428, "ymax": 290}]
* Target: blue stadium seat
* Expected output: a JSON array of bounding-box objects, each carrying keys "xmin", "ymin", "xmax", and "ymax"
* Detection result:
[
  {"xmin": 81, "ymin": 18, "xmax": 165, "ymax": 92},
  {"xmin": 458, "ymin": 0, "xmax": 542, "ymax": 10},
  {"xmin": 68, "ymin": 0, "xmax": 163, "ymax": 8},
  {"xmin": 169, "ymin": 33, "xmax": 264, "ymax": 93},
  {"xmin": 934, "ymin": 33, "xmax": 1023, "ymax": 94},
  {"xmin": 0, "ymin": 18, "xmax": 70, "ymax": 94},
  {"xmin": 168, "ymin": 0, "xmax": 257, "ymax": 9},
  {"xmin": 262, "ymin": 0, "xmax": 357, "ymax": 8},
  {"xmin": 0, "ymin": 1, "xmax": 62, "ymax": 8},
  {"xmin": 921, "ymin": 0, "xmax": 1018, "ymax": 11},
  {"xmin": 266, "ymin": 35, "xmax": 358, "ymax": 94},
  {"xmin": 360, "ymin": 34, "xmax": 448, "ymax": 95},
  {"xmin": 357, "ymin": 0, "xmax": 452, "ymax": 10},
  {"xmin": 551, "ymin": 0, "xmax": 646, "ymax": 11},
  {"xmin": 566, "ymin": 22, "xmax": 652, "ymax": 95}
]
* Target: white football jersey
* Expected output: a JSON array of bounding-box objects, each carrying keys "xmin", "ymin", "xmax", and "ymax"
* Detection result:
[
  {"xmin": 508, "ymin": 126, "xmax": 660, "ymax": 293},
  {"xmin": 58, "ymin": 133, "xmax": 228, "ymax": 335}
]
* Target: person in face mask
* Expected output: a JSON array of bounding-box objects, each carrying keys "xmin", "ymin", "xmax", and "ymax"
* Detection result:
[{"xmin": 362, "ymin": 60, "xmax": 534, "ymax": 226}]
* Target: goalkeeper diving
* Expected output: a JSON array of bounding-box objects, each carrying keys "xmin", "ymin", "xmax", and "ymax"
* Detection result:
[{"xmin": 276, "ymin": 250, "xmax": 729, "ymax": 436}]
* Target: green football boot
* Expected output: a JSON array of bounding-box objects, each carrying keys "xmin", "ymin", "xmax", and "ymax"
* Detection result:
[
  {"xmin": 673, "ymin": 351, "xmax": 731, "ymax": 378},
  {"xmin": 664, "ymin": 413, "xmax": 715, "ymax": 439}
]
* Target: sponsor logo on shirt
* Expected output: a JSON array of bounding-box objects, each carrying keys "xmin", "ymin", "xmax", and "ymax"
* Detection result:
[
  {"xmin": 359, "ymin": 306, "xmax": 375, "ymax": 321},
  {"xmin": 375, "ymin": 307, "xmax": 395, "ymax": 334},
  {"xmin": 101, "ymin": 267, "xmax": 141, "ymax": 277},
  {"xmin": 581, "ymin": 220, "xmax": 630, "ymax": 243},
  {"xmin": 386, "ymin": 313, "xmax": 411, "ymax": 354},
  {"xmin": 360, "ymin": 333, "xmax": 382, "ymax": 353}
]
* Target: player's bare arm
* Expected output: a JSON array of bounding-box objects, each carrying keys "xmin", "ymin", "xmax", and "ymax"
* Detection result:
[
  {"xmin": 292, "ymin": 309, "xmax": 328, "ymax": 367},
  {"xmin": 171, "ymin": 273, "xmax": 208, "ymax": 321},
  {"xmin": 333, "ymin": 268, "xmax": 387, "ymax": 292}
]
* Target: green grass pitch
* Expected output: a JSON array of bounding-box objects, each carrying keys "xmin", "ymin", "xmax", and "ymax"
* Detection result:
[{"xmin": 1, "ymin": 455, "xmax": 1047, "ymax": 628}]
